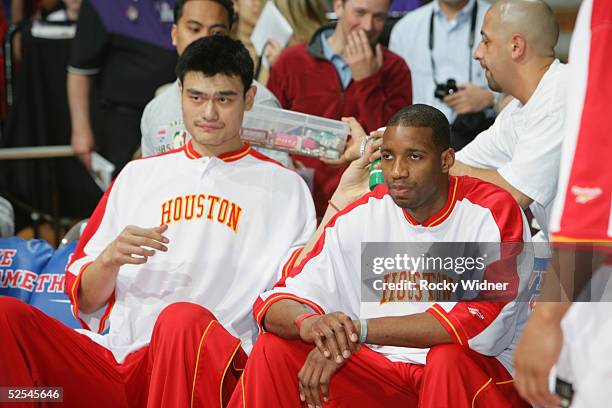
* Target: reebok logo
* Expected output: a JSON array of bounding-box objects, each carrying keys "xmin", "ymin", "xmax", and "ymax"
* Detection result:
[
  {"xmin": 571, "ymin": 186, "xmax": 602, "ymax": 204},
  {"xmin": 468, "ymin": 306, "xmax": 484, "ymax": 320}
]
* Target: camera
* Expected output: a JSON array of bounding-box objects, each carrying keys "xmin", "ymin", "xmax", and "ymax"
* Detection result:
[{"xmin": 434, "ymin": 79, "xmax": 458, "ymax": 100}]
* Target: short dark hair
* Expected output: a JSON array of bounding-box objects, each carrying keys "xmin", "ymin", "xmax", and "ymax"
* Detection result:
[
  {"xmin": 174, "ymin": 0, "xmax": 235, "ymax": 28},
  {"xmin": 387, "ymin": 104, "xmax": 450, "ymax": 151},
  {"xmin": 176, "ymin": 36, "xmax": 254, "ymax": 94}
]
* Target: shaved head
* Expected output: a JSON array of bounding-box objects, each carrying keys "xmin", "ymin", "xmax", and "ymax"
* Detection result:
[{"xmin": 490, "ymin": 0, "xmax": 559, "ymax": 56}]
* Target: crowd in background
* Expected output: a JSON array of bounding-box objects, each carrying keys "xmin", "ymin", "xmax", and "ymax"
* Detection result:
[{"xmin": 0, "ymin": 0, "xmax": 430, "ymax": 240}]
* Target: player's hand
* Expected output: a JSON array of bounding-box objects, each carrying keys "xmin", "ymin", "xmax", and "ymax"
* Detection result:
[
  {"xmin": 298, "ymin": 347, "xmax": 343, "ymax": 408},
  {"xmin": 100, "ymin": 225, "xmax": 169, "ymax": 269},
  {"xmin": 263, "ymin": 38, "xmax": 283, "ymax": 67},
  {"xmin": 514, "ymin": 310, "xmax": 563, "ymax": 408},
  {"xmin": 443, "ymin": 84, "xmax": 494, "ymax": 115},
  {"xmin": 71, "ymin": 126, "xmax": 96, "ymax": 170},
  {"xmin": 299, "ymin": 312, "xmax": 360, "ymax": 364},
  {"xmin": 345, "ymin": 29, "xmax": 383, "ymax": 82}
]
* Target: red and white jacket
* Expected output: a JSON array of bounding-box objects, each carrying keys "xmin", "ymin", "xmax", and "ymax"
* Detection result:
[
  {"xmin": 66, "ymin": 141, "xmax": 316, "ymax": 363},
  {"xmin": 255, "ymin": 176, "xmax": 532, "ymax": 374}
]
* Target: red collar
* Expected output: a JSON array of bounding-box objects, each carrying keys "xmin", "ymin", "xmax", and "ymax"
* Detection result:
[
  {"xmin": 402, "ymin": 176, "xmax": 459, "ymax": 228},
  {"xmin": 184, "ymin": 140, "xmax": 252, "ymax": 162}
]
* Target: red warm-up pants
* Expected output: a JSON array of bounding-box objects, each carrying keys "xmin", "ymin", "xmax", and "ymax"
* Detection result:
[
  {"xmin": 0, "ymin": 297, "xmax": 247, "ymax": 408},
  {"xmin": 228, "ymin": 333, "xmax": 529, "ymax": 408}
]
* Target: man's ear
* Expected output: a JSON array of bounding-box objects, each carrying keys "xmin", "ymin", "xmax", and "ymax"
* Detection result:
[
  {"xmin": 244, "ymin": 85, "xmax": 257, "ymax": 110},
  {"xmin": 510, "ymin": 34, "xmax": 527, "ymax": 61},
  {"xmin": 178, "ymin": 79, "xmax": 183, "ymax": 93},
  {"xmin": 441, "ymin": 148, "xmax": 455, "ymax": 173},
  {"xmin": 171, "ymin": 24, "xmax": 177, "ymax": 48},
  {"xmin": 333, "ymin": 0, "xmax": 344, "ymax": 17}
]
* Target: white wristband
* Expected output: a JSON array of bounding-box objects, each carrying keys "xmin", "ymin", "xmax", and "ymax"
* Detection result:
[{"xmin": 359, "ymin": 318, "xmax": 368, "ymax": 344}]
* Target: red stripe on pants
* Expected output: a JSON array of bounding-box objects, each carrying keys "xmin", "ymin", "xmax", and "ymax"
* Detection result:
[
  {"xmin": 229, "ymin": 333, "xmax": 529, "ymax": 408},
  {"xmin": 0, "ymin": 297, "xmax": 245, "ymax": 408}
]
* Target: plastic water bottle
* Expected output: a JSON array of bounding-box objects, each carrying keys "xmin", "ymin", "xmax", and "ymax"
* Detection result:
[
  {"xmin": 369, "ymin": 159, "xmax": 384, "ymax": 191},
  {"xmin": 369, "ymin": 127, "xmax": 385, "ymax": 191}
]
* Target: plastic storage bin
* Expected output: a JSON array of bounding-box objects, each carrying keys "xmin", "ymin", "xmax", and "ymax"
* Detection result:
[{"xmin": 241, "ymin": 105, "xmax": 350, "ymax": 159}]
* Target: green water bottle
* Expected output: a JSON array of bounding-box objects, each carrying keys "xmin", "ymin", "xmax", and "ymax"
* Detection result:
[{"xmin": 369, "ymin": 159, "xmax": 384, "ymax": 191}]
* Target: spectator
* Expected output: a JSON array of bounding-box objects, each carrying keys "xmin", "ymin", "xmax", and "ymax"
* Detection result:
[
  {"xmin": 0, "ymin": 36, "xmax": 315, "ymax": 406},
  {"xmin": 11, "ymin": 0, "xmax": 62, "ymax": 63},
  {"xmin": 67, "ymin": 0, "xmax": 177, "ymax": 173},
  {"xmin": 140, "ymin": 0, "xmax": 281, "ymax": 158},
  {"xmin": 260, "ymin": 0, "xmax": 328, "ymax": 84},
  {"xmin": 234, "ymin": 0, "xmax": 328, "ymax": 85},
  {"xmin": 450, "ymin": 0, "xmax": 566, "ymax": 240},
  {"xmin": 274, "ymin": 0, "xmax": 328, "ymax": 45},
  {"xmin": 390, "ymin": 0, "xmax": 495, "ymax": 150},
  {"xmin": 232, "ymin": 0, "xmax": 264, "ymax": 74},
  {"xmin": 267, "ymin": 0, "xmax": 412, "ymax": 216}
]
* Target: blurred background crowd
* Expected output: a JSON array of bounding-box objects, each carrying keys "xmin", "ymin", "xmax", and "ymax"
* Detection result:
[{"xmin": 0, "ymin": 0, "xmax": 580, "ymax": 247}]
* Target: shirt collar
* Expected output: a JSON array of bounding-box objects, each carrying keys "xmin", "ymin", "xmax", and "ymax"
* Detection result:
[
  {"xmin": 184, "ymin": 140, "xmax": 252, "ymax": 163},
  {"xmin": 433, "ymin": 0, "xmax": 477, "ymax": 23},
  {"xmin": 402, "ymin": 176, "xmax": 460, "ymax": 228},
  {"xmin": 321, "ymin": 30, "xmax": 348, "ymax": 67}
]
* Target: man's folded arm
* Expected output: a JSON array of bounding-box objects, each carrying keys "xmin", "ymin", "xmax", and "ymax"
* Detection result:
[{"xmin": 364, "ymin": 313, "xmax": 452, "ymax": 348}]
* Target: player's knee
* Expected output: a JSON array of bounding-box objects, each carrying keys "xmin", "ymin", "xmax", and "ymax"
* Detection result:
[
  {"xmin": 157, "ymin": 302, "xmax": 216, "ymax": 331},
  {"xmin": 0, "ymin": 297, "xmax": 32, "ymax": 322},
  {"xmin": 426, "ymin": 343, "xmax": 468, "ymax": 369}
]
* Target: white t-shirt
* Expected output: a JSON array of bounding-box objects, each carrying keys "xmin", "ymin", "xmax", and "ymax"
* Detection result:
[
  {"xmin": 456, "ymin": 60, "xmax": 568, "ymax": 238},
  {"xmin": 140, "ymin": 80, "xmax": 290, "ymax": 166},
  {"xmin": 66, "ymin": 141, "xmax": 316, "ymax": 363},
  {"xmin": 255, "ymin": 176, "xmax": 533, "ymax": 374}
]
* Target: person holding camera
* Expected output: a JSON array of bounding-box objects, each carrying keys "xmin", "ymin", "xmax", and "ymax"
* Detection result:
[{"xmin": 390, "ymin": 0, "xmax": 494, "ymax": 150}]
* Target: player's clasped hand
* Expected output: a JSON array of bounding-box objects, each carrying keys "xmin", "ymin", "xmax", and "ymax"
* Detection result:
[
  {"xmin": 298, "ymin": 347, "xmax": 341, "ymax": 408},
  {"xmin": 299, "ymin": 312, "xmax": 360, "ymax": 364},
  {"xmin": 101, "ymin": 225, "xmax": 169, "ymax": 268}
]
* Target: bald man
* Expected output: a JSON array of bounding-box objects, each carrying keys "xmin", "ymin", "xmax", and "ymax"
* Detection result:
[{"xmin": 450, "ymin": 0, "xmax": 567, "ymax": 242}]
